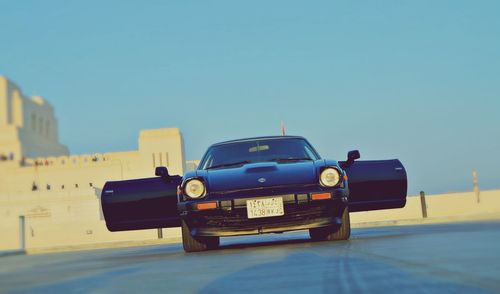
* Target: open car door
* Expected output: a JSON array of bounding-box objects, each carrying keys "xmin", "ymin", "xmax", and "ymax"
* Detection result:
[
  {"xmin": 101, "ymin": 174, "xmax": 182, "ymax": 231},
  {"xmin": 343, "ymin": 159, "xmax": 407, "ymax": 212}
]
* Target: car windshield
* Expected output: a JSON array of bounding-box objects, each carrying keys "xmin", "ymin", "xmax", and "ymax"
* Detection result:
[{"xmin": 199, "ymin": 138, "xmax": 320, "ymax": 170}]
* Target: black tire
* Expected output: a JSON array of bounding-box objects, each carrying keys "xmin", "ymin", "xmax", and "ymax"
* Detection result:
[
  {"xmin": 309, "ymin": 206, "xmax": 351, "ymax": 241},
  {"xmin": 181, "ymin": 219, "xmax": 220, "ymax": 252}
]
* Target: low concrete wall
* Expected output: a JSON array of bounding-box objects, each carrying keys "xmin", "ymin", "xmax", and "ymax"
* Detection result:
[
  {"xmin": 1, "ymin": 189, "xmax": 499, "ymax": 252},
  {"xmin": 0, "ymin": 190, "xmax": 180, "ymax": 251},
  {"xmin": 350, "ymin": 190, "xmax": 500, "ymax": 224}
]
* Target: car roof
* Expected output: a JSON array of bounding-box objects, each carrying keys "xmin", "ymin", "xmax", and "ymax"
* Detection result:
[{"xmin": 210, "ymin": 136, "xmax": 307, "ymax": 147}]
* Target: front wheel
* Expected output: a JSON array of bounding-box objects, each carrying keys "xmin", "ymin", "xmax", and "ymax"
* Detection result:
[
  {"xmin": 309, "ymin": 206, "xmax": 351, "ymax": 241},
  {"xmin": 181, "ymin": 219, "xmax": 220, "ymax": 253}
]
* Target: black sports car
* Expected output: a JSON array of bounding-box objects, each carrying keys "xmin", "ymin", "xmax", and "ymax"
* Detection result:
[{"xmin": 101, "ymin": 136, "xmax": 407, "ymax": 252}]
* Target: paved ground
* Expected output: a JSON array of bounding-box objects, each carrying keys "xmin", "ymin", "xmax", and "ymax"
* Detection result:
[{"xmin": 1, "ymin": 221, "xmax": 499, "ymax": 293}]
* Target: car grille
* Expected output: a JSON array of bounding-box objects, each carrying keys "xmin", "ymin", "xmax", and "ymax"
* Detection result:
[{"xmin": 198, "ymin": 204, "xmax": 334, "ymax": 228}]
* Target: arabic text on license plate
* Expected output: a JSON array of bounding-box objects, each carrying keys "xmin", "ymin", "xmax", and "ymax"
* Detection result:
[{"xmin": 246, "ymin": 197, "xmax": 284, "ymax": 219}]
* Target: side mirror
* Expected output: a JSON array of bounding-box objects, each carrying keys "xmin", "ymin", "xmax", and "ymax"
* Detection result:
[
  {"xmin": 155, "ymin": 166, "xmax": 169, "ymax": 178},
  {"xmin": 347, "ymin": 150, "xmax": 360, "ymax": 161},
  {"xmin": 343, "ymin": 150, "xmax": 360, "ymax": 167}
]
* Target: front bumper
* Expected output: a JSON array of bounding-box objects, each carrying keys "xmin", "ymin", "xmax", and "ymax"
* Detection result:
[{"xmin": 178, "ymin": 191, "xmax": 348, "ymax": 237}]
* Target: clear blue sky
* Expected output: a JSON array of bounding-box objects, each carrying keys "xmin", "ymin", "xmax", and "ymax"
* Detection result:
[{"xmin": 1, "ymin": 1, "xmax": 499, "ymax": 195}]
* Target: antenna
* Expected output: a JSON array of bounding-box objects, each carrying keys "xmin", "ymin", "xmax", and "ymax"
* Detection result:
[{"xmin": 281, "ymin": 121, "xmax": 285, "ymax": 136}]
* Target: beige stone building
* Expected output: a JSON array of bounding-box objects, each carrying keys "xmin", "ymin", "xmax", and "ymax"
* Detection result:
[
  {"xmin": 0, "ymin": 76, "xmax": 69, "ymax": 161},
  {"xmin": 0, "ymin": 76, "xmax": 189, "ymax": 250}
]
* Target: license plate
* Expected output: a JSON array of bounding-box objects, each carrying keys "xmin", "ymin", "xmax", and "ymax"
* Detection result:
[{"xmin": 246, "ymin": 197, "xmax": 284, "ymax": 219}]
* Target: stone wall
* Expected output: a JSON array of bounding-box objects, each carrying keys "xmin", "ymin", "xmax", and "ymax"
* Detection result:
[
  {"xmin": 1, "ymin": 188, "xmax": 499, "ymax": 251},
  {"xmin": 0, "ymin": 126, "xmax": 188, "ymax": 251},
  {"xmin": 350, "ymin": 189, "xmax": 500, "ymax": 224}
]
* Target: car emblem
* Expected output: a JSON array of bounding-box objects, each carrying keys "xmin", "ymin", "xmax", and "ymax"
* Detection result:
[{"xmin": 258, "ymin": 177, "xmax": 266, "ymax": 183}]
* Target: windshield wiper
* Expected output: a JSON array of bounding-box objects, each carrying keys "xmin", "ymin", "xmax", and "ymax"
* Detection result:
[
  {"xmin": 271, "ymin": 157, "xmax": 313, "ymax": 162},
  {"xmin": 206, "ymin": 160, "xmax": 251, "ymax": 170}
]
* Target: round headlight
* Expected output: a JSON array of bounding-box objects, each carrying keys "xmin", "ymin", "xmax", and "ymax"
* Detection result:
[
  {"xmin": 184, "ymin": 179, "xmax": 206, "ymax": 198},
  {"xmin": 320, "ymin": 168, "xmax": 341, "ymax": 187}
]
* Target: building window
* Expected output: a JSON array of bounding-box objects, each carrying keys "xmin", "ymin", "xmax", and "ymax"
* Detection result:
[
  {"xmin": 75, "ymin": 184, "xmax": 79, "ymax": 188},
  {"xmin": 89, "ymin": 183, "xmax": 93, "ymax": 187},
  {"xmin": 46, "ymin": 184, "xmax": 51, "ymax": 190},
  {"xmin": 61, "ymin": 185, "xmax": 65, "ymax": 190},
  {"xmin": 31, "ymin": 113, "xmax": 36, "ymax": 131},
  {"xmin": 46, "ymin": 120, "xmax": 50, "ymax": 137}
]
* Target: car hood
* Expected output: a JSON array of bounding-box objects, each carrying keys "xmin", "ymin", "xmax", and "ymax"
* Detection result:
[{"xmin": 197, "ymin": 161, "xmax": 322, "ymax": 193}]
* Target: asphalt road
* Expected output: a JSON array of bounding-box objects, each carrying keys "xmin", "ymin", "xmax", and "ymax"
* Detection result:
[{"xmin": 1, "ymin": 221, "xmax": 500, "ymax": 294}]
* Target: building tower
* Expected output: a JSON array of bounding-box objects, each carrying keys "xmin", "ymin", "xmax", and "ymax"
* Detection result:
[{"xmin": 0, "ymin": 76, "xmax": 69, "ymax": 161}]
